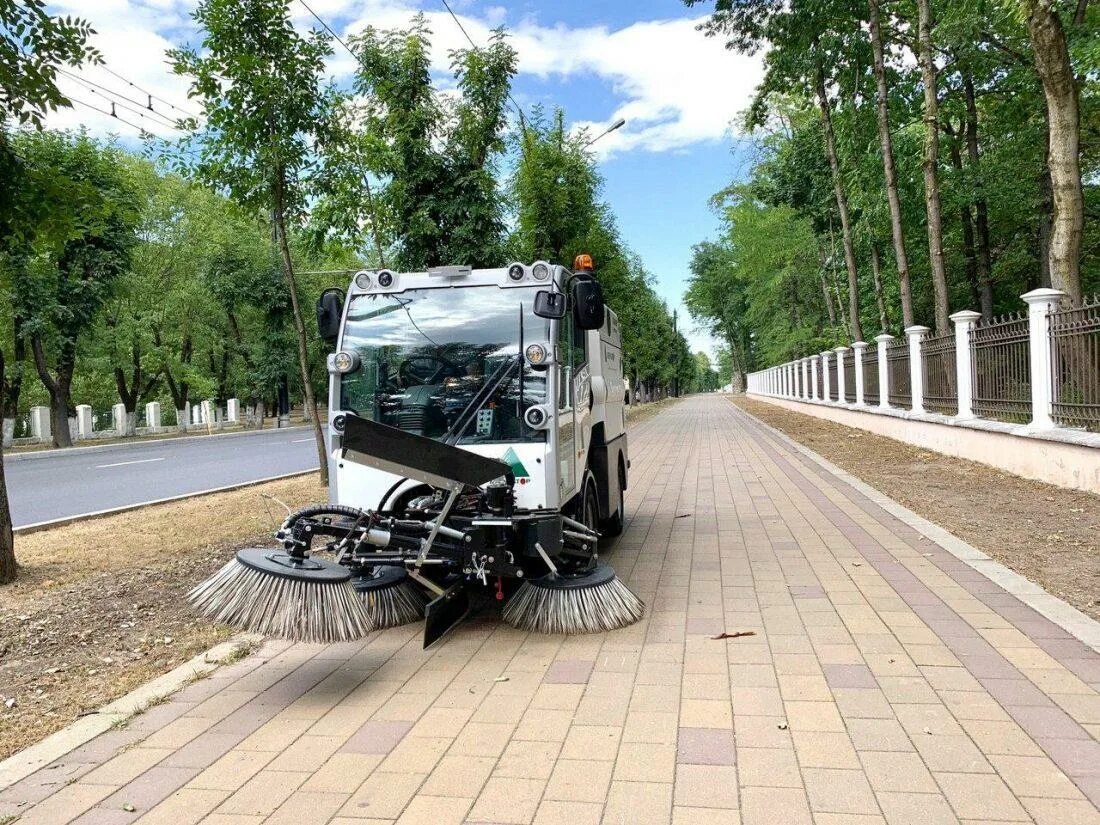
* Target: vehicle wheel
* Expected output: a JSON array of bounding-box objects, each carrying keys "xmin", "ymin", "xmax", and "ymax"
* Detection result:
[
  {"xmin": 600, "ymin": 462, "xmax": 626, "ymax": 538},
  {"xmin": 582, "ymin": 479, "xmax": 600, "ymax": 534}
]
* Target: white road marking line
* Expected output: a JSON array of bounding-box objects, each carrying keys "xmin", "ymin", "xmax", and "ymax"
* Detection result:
[
  {"xmin": 94, "ymin": 457, "xmax": 166, "ymax": 469},
  {"xmin": 291, "ymin": 438, "xmax": 313, "ymax": 443}
]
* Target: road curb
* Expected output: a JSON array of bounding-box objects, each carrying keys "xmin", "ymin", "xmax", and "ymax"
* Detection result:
[
  {"xmin": 13, "ymin": 469, "xmax": 318, "ymax": 534},
  {"xmin": 6, "ymin": 424, "xmax": 311, "ymax": 463},
  {"xmin": 730, "ymin": 399, "xmax": 1100, "ymax": 652},
  {"xmin": 0, "ymin": 634, "xmax": 265, "ymax": 792}
]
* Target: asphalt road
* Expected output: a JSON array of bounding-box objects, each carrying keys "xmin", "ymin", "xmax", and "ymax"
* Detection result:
[{"xmin": 5, "ymin": 427, "xmax": 323, "ymax": 529}]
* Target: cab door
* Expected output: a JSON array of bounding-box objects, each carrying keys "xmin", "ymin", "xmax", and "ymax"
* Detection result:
[{"xmin": 555, "ymin": 313, "xmax": 578, "ymax": 504}]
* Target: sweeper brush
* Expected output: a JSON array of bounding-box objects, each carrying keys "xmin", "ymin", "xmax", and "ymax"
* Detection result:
[
  {"xmin": 188, "ymin": 549, "xmax": 374, "ymax": 643},
  {"xmin": 502, "ymin": 563, "xmax": 644, "ymax": 635},
  {"xmin": 354, "ymin": 567, "xmax": 429, "ymax": 629}
]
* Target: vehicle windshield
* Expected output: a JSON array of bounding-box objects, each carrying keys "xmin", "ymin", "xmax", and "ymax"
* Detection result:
[{"xmin": 339, "ymin": 285, "xmax": 550, "ymax": 444}]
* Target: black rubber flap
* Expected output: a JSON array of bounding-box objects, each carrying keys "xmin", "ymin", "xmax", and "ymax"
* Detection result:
[
  {"xmin": 341, "ymin": 413, "xmax": 510, "ymax": 487},
  {"xmin": 527, "ymin": 563, "xmax": 618, "ymax": 591},
  {"xmin": 235, "ymin": 548, "xmax": 352, "ymax": 583},
  {"xmin": 352, "ymin": 565, "xmax": 408, "ymax": 592},
  {"xmin": 423, "ymin": 582, "xmax": 470, "ymax": 648}
]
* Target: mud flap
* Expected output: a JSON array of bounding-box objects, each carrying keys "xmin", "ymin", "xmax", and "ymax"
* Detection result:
[{"xmin": 423, "ymin": 582, "xmax": 470, "ymax": 649}]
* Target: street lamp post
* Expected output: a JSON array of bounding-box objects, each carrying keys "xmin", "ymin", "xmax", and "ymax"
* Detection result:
[{"xmin": 583, "ymin": 118, "xmax": 626, "ymax": 149}]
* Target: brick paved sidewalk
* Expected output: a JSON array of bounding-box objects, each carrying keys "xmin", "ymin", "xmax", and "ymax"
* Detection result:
[{"xmin": 2, "ymin": 395, "xmax": 1098, "ymax": 825}]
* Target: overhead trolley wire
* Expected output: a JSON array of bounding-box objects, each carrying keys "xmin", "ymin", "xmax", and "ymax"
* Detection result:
[
  {"xmin": 58, "ymin": 70, "xmax": 181, "ymax": 129},
  {"xmin": 97, "ymin": 64, "xmax": 200, "ymax": 119}
]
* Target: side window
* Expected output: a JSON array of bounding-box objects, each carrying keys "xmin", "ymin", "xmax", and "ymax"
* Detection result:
[{"xmin": 557, "ymin": 314, "xmax": 574, "ymax": 410}]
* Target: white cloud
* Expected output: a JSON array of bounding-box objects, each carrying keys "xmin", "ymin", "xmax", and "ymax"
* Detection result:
[{"xmin": 46, "ymin": 0, "xmax": 763, "ymax": 156}]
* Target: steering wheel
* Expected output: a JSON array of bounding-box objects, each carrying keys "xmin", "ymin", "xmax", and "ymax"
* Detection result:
[{"xmin": 399, "ymin": 355, "xmax": 458, "ymax": 385}]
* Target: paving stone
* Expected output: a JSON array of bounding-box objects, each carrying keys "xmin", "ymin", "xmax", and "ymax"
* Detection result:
[{"xmin": 10, "ymin": 397, "xmax": 1100, "ymax": 825}]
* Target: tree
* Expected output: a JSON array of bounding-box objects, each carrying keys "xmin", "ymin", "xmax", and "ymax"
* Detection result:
[
  {"xmin": 318, "ymin": 15, "xmax": 517, "ymax": 270},
  {"xmin": 172, "ymin": 0, "xmax": 340, "ymax": 483},
  {"xmin": 916, "ymin": 0, "xmax": 952, "ymax": 333},
  {"xmin": 11, "ymin": 131, "xmax": 138, "ymax": 448},
  {"xmin": 0, "ymin": 1, "xmax": 98, "ymax": 583},
  {"xmin": 868, "ymin": 0, "xmax": 915, "ymax": 327},
  {"xmin": 1024, "ymin": 0, "xmax": 1084, "ymax": 304},
  {"xmin": 0, "ymin": 0, "xmax": 100, "ymax": 126}
]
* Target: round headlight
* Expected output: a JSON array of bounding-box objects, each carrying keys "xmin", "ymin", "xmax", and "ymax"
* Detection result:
[
  {"xmin": 354, "ymin": 271, "xmax": 372, "ymax": 290},
  {"xmin": 507, "ymin": 263, "xmax": 525, "ymax": 281},
  {"xmin": 377, "ymin": 270, "xmax": 394, "ymax": 287},
  {"xmin": 333, "ymin": 351, "xmax": 359, "ymax": 373},
  {"xmin": 525, "ymin": 343, "xmax": 547, "ymax": 366},
  {"xmin": 524, "ymin": 405, "xmax": 547, "ymax": 429},
  {"xmin": 531, "ymin": 261, "xmax": 550, "ymax": 281}
]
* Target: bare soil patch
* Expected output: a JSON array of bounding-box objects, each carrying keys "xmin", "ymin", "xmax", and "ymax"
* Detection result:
[
  {"xmin": 733, "ymin": 396, "xmax": 1100, "ymax": 622},
  {"xmin": 0, "ymin": 474, "xmax": 325, "ymax": 760}
]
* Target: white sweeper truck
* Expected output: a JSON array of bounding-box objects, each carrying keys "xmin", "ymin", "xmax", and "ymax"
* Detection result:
[{"xmin": 189, "ymin": 255, "xmax": 643, "ymax": 646}]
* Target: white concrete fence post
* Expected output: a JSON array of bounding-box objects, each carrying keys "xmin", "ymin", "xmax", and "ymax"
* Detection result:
[
  {"xmin": 950, "ymin": 311, "xmax": 982, "ymax": 419},
  {"xmin": 146, "ymin": 401, "xmax": 161, "ymax": 433},
  {"xmin": 835, "ymin": 346, "xmax": 848, "ymax": 404},
  {"xmin": 875, "ymin": 333, "xmax": 893, "ymax": 409},
  {"xmin": 820, "ymin": 351, "xmax": 832, "ymax": 402},
  {"xmin": 798, "ymin": 358, "xmax": 806, "ymax": 399},
  {"xmin": 905, "ymin": 325, "xmax": 930, "ymax": 415},
  {"xmin": 852, "ymin": 342, "xmax": 867, "ymax": 406},
  {"xmin": 112, "ymin": 402, "xmax": 127, "ymax": 435},
  {"xmin": 29, "ymin": 406, "xmax": 50, "ymax": 442},
  {"xmin": 1021, "ymin": 288, "xmax": 1066, "ymax": 430},
  {"xmin": 810, "ymin": 355, "xmax": 820, "ymax": 400},
  {"xmin": 76, "ymin": 404, "xmax": 93, "ymax": 439},
  {"xmin": 201, "ymin": 399, "xmax": 216, "ymax": 427}
]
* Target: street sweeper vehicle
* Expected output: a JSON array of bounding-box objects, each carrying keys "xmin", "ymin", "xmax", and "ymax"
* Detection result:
[{"xmin": 189, "ymin": 256, "xmax": 642, "ymax": 646}]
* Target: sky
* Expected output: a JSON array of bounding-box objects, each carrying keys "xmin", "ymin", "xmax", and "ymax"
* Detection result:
[{"xmin": 44, "ymin": 0, "xmax": 764, "ymax": 359}]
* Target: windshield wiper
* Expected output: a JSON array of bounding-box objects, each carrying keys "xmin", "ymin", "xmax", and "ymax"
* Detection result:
[{"xmin": 441, "ymin": 354, "xmax": 520, "ymax": 446}]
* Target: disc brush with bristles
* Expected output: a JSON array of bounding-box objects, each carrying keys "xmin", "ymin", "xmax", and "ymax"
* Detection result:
[
  {"xmin": 188, "ymin": 549, "xmax": 374, "ymax": 643},
  {"xmin": 502, "ymin": 563, "xmax": 644, "ymax": 635},
  {"xmin": 353, "ymin": 566, "xmax": 428, "ymax": 629}
]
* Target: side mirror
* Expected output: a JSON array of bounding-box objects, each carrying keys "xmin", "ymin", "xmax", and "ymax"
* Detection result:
[
  {"xmin": 533, "ymin": 290, "xmax": 567, "ymax": 320},
  {"xmin": 572, "ymin": 278, "xmax": 605, "ymax": 330},
  {"xmin": 316, "ymin": 288, "xmax": 344, "ymax": 345}
]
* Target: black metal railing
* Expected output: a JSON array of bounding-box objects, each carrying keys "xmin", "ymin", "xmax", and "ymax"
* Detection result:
[
  {"xmin": 844, "ymin": 355, "xmax": 856, "ymax": 403},
  {"xmin": 886, "ymin": 340, "xmax": 912, "ymax": 409},
  {"xmin": 826, "ymin": 357, "xmax": 838, "ymax": 401},
  {"xmin": 1050, "ymin": 296, "xmax": 1100, "ymax": 432},
  {"xmin": 863, "ymin": 351, "xmax": 879, "ymax": 405},
  {"xmin": 971, "ymin": 313, "xmax": 1031, "ymax": 423},
  {"xmin": 921, "ymin": 332, "xmax": 958, "ymax": 415}
]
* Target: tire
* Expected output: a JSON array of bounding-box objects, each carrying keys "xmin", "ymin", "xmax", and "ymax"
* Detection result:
[
  {"xmin": 582, "ymin": 479, "xmax": 600, "ymax": 533},
  {"xmin": 599, "ymin": 462, "xmax": 626, "ymax": 538}
]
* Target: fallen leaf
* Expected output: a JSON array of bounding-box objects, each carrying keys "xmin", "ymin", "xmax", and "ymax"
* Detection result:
[
  {"xmin": 711, "ymin": 631, "xmax": 756, "ymax": 640},
  {"xmin": 123, "ymin": 803, "xmax": 136, "ymax": 812},
  {"xmin": 493, "ymin": 676, "xmax": 510, "ymax": 683},
  {"xmin": 777, "ymin": 722, "xmax": 789, "ymax": 730},
  {"xmin": 675, "ymin": 513, "xmax": 692, "ymax": 519}
]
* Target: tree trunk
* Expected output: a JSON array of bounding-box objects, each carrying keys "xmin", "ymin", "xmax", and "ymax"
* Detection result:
[
  {"xmin": 869, "ymin": 243, "xmax": 891, "ymax": 333},
  {"xmin": 814, "ymin": 66, "xmax": 863, "ymax": 342},
  {"xmin": 948, "ymin": 129, "xmax": 982, "ymax": 309},
  {"xmin": 29, "ymin": 335, "xmax": 74, "ymax": 448},
  {"xmin": 1025, "ymin": 0, "xmax": 1083, "ymax": 304},
  {"xmin": 964, "ymin": 76, "xmax": 995, "ymax": 322},
  {"xmin": 817, "ymin": 244, "xmax": 838, "ymax": 327},
  {"xmin": 917, "ymin": 0, "xmax": 950, "ymax": 334},
  {"xmin": 0, "ymin": 350, "xmax": 16, "ymax": 584},
  {"xmin": 868, "ymin": 0, "xmax": 914, "ymax": 328},
  {"xmin": 272, "ymin": 171, "xmax": 330, "ymax": 486}
]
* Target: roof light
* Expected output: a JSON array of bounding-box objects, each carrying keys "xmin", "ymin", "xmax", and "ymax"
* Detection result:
[
  {"xmin": 377, "ymin": 270, "xmax": 394, "ymax": 287},
  {"xmin": 573, "ymin": 253, "xmax": 594, "ymax": 272},
  {"xmin": 508, "ymin": 263, "xmax": 525, "ymax": 281},
  {"xmin": 354, "ymin": 271, "xmax": 372, "ymax": 290},
  {"xmin": 531, "ymin": 261, "xmax": 550, "ymax": 281},
  {"xmin": 332, "ymin": 351, "xmax": 360, "ymax": 374}
]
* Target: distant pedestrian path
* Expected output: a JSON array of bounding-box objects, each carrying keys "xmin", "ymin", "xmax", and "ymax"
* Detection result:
[{"xmin": 2, "ymin": 395, "xmax": 1097, "ymax": 824}]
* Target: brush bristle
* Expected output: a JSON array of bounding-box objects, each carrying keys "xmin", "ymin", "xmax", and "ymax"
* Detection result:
[
  {"xmin": 188, "ymin": 557, "xmax": 375, "ymax": 643},
  {"xmin": 361, "ymin": 578, "xmax": 428, "ymax": 629},
  {"xmin": 502, "ymin": 576, "xmax": 644, "ymax": 635}
]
